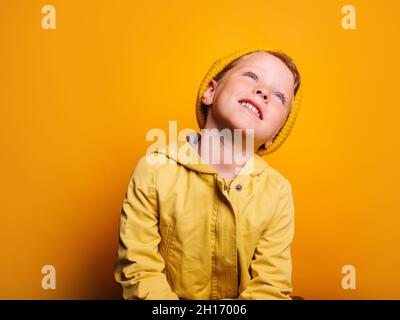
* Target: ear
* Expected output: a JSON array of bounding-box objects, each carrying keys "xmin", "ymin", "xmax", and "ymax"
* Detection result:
[
  {"xmin": 264, "ymin": 109, "xmax": 292, "ymax": 150},
  {"xmin": 201, "ymin": 79, "xmax": 218, "ymax": 106},
  {"xmin": 263, "ymin": 127, "xmax": 281, "ymax": 150},
  {"xmin": 264, "ymin": 140, "xmax": 273, "ymax": 150}
]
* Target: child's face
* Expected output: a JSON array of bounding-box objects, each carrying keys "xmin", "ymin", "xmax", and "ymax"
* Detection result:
[{"xmin": 202, "ymin": 51, "xmax": 295, "ymax": 151}]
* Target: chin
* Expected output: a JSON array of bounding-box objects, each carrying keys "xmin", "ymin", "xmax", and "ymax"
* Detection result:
[{"xmin": 230, "ymin": 118, "xmax": 258, "ymax": 133}]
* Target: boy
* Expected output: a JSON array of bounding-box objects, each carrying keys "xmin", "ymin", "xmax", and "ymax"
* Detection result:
[{"xmin": 114, "ymin": 47, "xmax": 302, "ymax": 300}]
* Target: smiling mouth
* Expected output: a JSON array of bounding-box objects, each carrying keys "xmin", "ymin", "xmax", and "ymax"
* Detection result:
[{"xmin": 238, "ymin": 100, "xmax": 263, "ymax": 120}]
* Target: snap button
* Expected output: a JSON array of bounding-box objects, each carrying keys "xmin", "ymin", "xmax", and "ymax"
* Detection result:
[{"xmin": 235, "ymin": 184, "xmax": 242, "ymax": 191}]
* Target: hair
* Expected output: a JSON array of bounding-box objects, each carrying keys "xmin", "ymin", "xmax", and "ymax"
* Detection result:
[{"xmin": 201, "ymin": 50, "xmax": 301, "ymax": 121}]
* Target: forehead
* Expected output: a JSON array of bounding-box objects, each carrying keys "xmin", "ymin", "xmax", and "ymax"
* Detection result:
[{"xmin": 231, "ymin": 52, "xmax": 294, "ymax": 89}]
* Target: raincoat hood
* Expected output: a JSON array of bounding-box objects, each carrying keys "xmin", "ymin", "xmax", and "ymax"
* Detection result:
[{"xmin": 149, "ymin": 132, "xmax": 269, "ymax": 177}]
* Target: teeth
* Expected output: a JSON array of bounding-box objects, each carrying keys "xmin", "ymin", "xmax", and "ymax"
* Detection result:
[{"xmin": 240, "ymin": 101, "xmax": 260, "ymax": 118}]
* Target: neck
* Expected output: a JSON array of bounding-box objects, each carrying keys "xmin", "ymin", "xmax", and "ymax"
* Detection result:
[{"xmin": 195, "ymin": 117, "xmax": 261, "ymax": 180}]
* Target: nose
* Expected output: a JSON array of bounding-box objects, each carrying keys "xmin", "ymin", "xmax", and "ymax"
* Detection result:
[{"xmin": 255, "ymin": 88, "xmax": 268, "ymax": 102}]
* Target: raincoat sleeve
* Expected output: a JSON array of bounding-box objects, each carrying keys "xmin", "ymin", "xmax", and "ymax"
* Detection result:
[
  {"xmin": 239, "ymin": 179, "xmax": 295, "ymax": 300},
  {"xmin": 114, "ymin": 156, "xmax": 179, "ymax": 300}
]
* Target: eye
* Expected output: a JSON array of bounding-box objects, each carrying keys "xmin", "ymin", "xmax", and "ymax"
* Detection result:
[
  {"xmin": 244, "ymin": 71, "xmax": 258, "ymax": 80},
  {"xmin": 274, "ymin": 92, "xmax": 286, "ymax": 104}
]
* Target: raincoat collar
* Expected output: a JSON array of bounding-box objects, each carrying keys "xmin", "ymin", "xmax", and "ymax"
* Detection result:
[{"xmin": 153, "ymin": 132, "xmax": 269, "ymax": 177}]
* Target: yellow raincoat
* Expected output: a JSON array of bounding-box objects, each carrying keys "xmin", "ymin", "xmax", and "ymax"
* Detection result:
[{"xmin": 114, "ymin": 134, "xmax": 295, "ymax": 300}]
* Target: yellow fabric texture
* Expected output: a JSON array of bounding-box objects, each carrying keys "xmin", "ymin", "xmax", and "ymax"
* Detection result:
[
  {"xmin": 195, "ymin": 46, "xmax": 302, "ymax": 156},
  {"xmin": 114, "ymin": 134, "xmax": 295, "ymax": 300}
]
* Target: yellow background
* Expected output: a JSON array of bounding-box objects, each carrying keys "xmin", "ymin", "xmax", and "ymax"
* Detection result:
[{"xmin": 1, "ymin": 0, "xmax": 399, "ymax": 299}]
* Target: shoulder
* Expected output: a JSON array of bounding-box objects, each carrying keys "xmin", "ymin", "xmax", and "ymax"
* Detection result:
[
  {"xmin": 130, "ymin": 153, "xmax": 181, "ymax": 186},
  {"xmin": 260, "ymin": 162, "xmax": 292, "ymax": 195},
  {"xmin": 127, "ymin": 155, "xmax": 162, "ymax": 190},
  {"xmin": 132, "ymin": 155, "xmax": 156, "ymax": 177}
]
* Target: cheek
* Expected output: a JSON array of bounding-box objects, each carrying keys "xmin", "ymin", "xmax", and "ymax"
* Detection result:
[
  {"xmin": 264, "ymin": 104, "xmax": 287, "ymax": 126},
  {"xmin": 213, "ymin": 86, "xmax": 240, "ymax": 112},
  {"xmin": 218, "ymin": 80, "xmax": 243, "ymax": 100}
]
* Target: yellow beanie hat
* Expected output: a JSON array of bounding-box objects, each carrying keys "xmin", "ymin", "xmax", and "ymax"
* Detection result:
[{"xmin": 195, "ymin": 47, "xmax": 302, "ymax": 156}]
